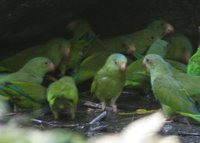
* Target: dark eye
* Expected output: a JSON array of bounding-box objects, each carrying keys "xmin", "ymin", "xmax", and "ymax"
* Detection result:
[
  {"xmin": 161, "ymin": 23, "xmax": 164, "ymax": 26},
  {"xmin": 44, "ymin": 62, "xmax": 48, "ymax": 65},
  {"xmin": 146, "ymin": 58, "xmax": 150, "ymax": 62},
  {"xmin": 150, "ymin": 36, "xmax": 155, "ymax": 40}
]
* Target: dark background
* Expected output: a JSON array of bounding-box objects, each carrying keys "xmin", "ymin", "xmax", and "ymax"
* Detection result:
[{"xmin": 0, "ymin": 0, "xmax": 199, "ymax": 56}]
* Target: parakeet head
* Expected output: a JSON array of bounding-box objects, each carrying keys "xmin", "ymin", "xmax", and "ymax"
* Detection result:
[
  {"xmin": 127, "ymin": 29, "xmax": 160, "ymax": 55},
  {"xmin": 21, "ymin": 57, "xmax": 55, "ymax": 73},
  {"xmin": 106, "ymin": 53, "xmax": 128, "ymax": 73},
  {"xmin": 147, "ymin": 20, "xmax": 174, "ymax": 36},
  {"xmin": 143, "ymin": 54, "xmax": 170, "ymax": 73}
]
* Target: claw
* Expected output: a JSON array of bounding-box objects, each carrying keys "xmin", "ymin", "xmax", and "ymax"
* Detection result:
[
  {"xmin": 101, "ymin": 101, "xmax": 106, "ymax": 110},
  {"xmin": 111, "ymin": 104, "xmax": 117, "ymax": 113}
]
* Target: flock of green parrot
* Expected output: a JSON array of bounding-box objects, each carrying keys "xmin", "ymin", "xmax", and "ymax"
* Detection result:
[{"xmin": 0, "ymin": 18, "xmax": 199, "ymax": 122}]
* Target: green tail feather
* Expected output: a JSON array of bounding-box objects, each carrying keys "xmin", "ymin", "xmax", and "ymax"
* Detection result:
[{"xmin": 179, "ymin": 112, "xmax": 200, "ymax": 122}]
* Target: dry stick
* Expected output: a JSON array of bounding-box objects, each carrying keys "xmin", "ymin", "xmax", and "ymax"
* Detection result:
[
  {"xmin": 83, "ymin": 101, "xmax": 112, "ymax": 110},
  {"xmin": 177, "ymin": 132, "xmax": 200, "ymax": 136},
  {"xmin": 89, "ymin": 111, "xmax": 107, "ymax": 125},
  {"xmin": 31, "ymin": 119, "xmax": 56, "ymax": 126}
]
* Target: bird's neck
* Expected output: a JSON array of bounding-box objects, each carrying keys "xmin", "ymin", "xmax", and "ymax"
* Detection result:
[
  {"xmin": 150, "ymin": 67, "xmax": 173, "ymax": 84},
  {"xmin": 19, "ymin": 67, "xmax": 46, "ymax": 82}
]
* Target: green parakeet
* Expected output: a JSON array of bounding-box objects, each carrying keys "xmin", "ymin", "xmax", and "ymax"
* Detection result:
[
  {"xmin": 0, "ymin": 57, "xmax": 55, "ymax": 84},
  {"xmin": 83, "ymin": 20, "xmax": 174, "ymax": 59},
  {"xmin": 66, "ymin": 20, "xmax": 97, "ymax": 71},
  {"xmin": 143, "ymin": 54, "xmax": 200, "ymax": 121},
  {"xmin": 0, "ymin": 81, "xmax": 47, "ymax": 110},
  {"xmin": 125, "ymin": 39, "xmax": 186, "ymax": 87},
  {"xmin": 163, "ymin": 33, "xmax": 193, "ymax": 63},
  {"xmin": 47, "ymin": 76, "xmax": 78, "ymax": 119},
  {"xmin": 0, "ymin": 38, "xmax": 70, "ymax": 73},
  {"xmin": 147, "ymin": 20, "xmax": 174, "ymax": 37},
  {"xmin": 91, "ymin": 53, "xmax": 127, "ymax": 112},
  {"xmin": 101, "ymin": 29, "xmax": 157, "ymax": 55},
  {"xmin": 187, "ymin": 47, "xmax": 200, "ymax": 75},
  {"xmin": 128, "ymin": 20, "xmax": 174, "ymax": 55},
  {"xmin": 73, "ymin": 20, "xmax": 174, "ymax": 84}
]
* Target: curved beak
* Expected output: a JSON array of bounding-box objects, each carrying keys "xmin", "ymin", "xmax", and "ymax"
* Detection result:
[
  {"xmin": 142, "ymin": 59, "xmax": 146, "ymax": 66},
  {"xmin": 164, "ymin": 23, "xmax": 175, "ymax": 34},
  {"xmin": 127, "ymin": 44, "xmax": 137, "ymax": 55},
  {"xmin": 119, "ymin": 63, "xmax": 127, "ymax": 73},
  {"xmin": 63, "ymin": 47, "xmax": 71, "ymax": 59},
  {"xmin": 49, "ymin": 63, "xmax": 56, "ymax": 72}
]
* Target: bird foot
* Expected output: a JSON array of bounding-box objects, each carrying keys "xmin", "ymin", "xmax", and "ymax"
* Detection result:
[
  {"xmin": 111, "ymin": 104, "xmax": 118, "ymax": 113},
  {"xmin": 101, "ymin": 102, "xmax": 106, "ymax": 111}
]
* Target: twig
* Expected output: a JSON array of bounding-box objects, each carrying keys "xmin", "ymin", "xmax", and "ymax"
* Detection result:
[
  {"xmin": 177, "ymin": 132, "xmax": 200, "ymax": 136},
  {"xmin": 31, "ymin": 119, "xmax": 56, "ymax": 126},
  {"xmin": 89, "ymin": 111, "xmax": 107, "ymax": 125},
  {"xmin": 84, "ymin": 101, "xmax": 112, "ymax": 110}
]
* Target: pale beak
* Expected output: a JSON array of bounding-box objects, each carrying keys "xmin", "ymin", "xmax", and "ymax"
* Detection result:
[
  {"xmin": 165, "ymin": 23, "xmax": 175, "ymax": 34},
  {"xmin": 119, "ymin": 63, "xmax": 127, "ymax": 73},
  {"xmin": 142, "ymin": 59, "xmax": 146, "ymax": 66},
  {"xmin": 63, "ymin": 47, "xmax": 71, "ymax": 59},
  {"xmin": 127, "ymin": 44, "xmax": 137, "ymax": 55},
  {"xmin": 142, "ymin": 60, "xmax": 148, "ymax": 74},
  {"xmin": 49, "ymin": 63, "xmax": 56, "ymax": 72}
]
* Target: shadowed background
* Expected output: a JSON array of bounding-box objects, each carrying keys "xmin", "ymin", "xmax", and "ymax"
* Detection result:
[{"xmin": 0, "ymin": 0, "xmax": 199, "ymax": 58}]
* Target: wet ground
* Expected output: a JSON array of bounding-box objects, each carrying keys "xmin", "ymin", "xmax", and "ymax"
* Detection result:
[{"xmin": 5, "ymin": 89, "xmax": 200, "ymax": 143}]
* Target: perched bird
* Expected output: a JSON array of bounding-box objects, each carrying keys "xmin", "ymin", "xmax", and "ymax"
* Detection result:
[
  {"xmin": 101, "ymin": 20, "xmax": 174, "ymax": 56},
  {"xmin": 0, "ymin": 38, "xmax": 70, "ymax": 74},
  {"xmin": 163, "ymin": 33, "xmax": 193, "ymax": 63},
  {"xmin": 147, "ymin": 20, "xmax": 174, "ymax": 37},
  {"xmin": 66, "ymin": 20, "xmax": 97, "ymax": 71},
  {"xmin": 0, "ymin": 57, "xmax": 55, "ymax": 84},
  {"xmin": 102, "ymin": 29, "xmax": 156, "ymax": 55},
  {"xmin": 125, "ymin": 39, "xmax": 186, "ymax": 88},
  {"xmin": 47, "ymin": 76, "xmax": 78, "ymax": 119},
  {"xmin": 143, "ymin": 54, "xmax": 200, "ymax": 121},
  {"xmin": 91, "ymin": 53, "xmax": 127, "ymax": 112},
  {"xmin": 0, "ymin": 81, "xmax": 47, "ymax": 111}
]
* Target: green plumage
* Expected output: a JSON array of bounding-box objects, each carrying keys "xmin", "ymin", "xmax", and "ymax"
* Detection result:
[
  {"xmin": 164, "ymin": 33, "xmax": 193, "ymax": 63},
  {"xmin": 147, "ymin": 20, "xmax": 174, "ymax": 37},
  {"xmin": 143, "ymin": 54, "xmax": 200, "ymax": 121},
  {"xmin": 73, "ymin": 52, "xmax": 110, "ymax": 83},
  {"xmin": 91, "ymin": 53, "xmax": 127, "ymax": 112},
  {"xmin": 0, "ymin": 57, "xmax": 54, "ymax": 84},
  {"xmin": 187, "ymin": 47, "xmax": 200, "ymax": 75},
  {"xmin": 66, "ymin": 20, "xmax": 97, "ymax": 71},
  {"xmin": 125, "ymin": 39, "xmax": 186, "ymax": 88},
  {"xmin": 73, "ymin": 20, "xmax": 174, "ymax": 84},
  {"xmin": 0, "ymin": 38, "xmax": 70, "ymax": 73},
  {"xmin": 47, "ymin": 76, "xmax": 78, "ymax": 119},
  {"xmin": 146, "ymin": 39, "xmax": 168, "ymax": 56},
  {"xmin": 0, "ymin": 81, "xmax": 47, "ymax": 110}
]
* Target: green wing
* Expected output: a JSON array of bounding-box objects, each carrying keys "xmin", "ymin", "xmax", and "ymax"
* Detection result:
[{"xmin": 153, "ymin": 76, "xmax": 199, "ymax": 115}]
